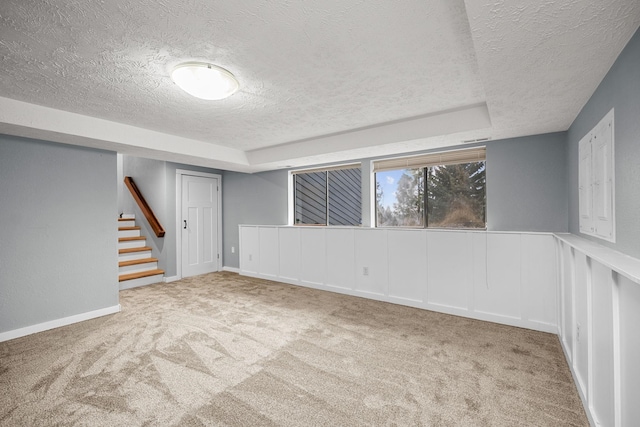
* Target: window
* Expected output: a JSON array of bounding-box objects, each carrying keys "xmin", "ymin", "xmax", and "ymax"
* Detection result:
[
  {"xmin": 293, "ymin": 164, "xmax": 361, "ymax": 225},
  {"xmin": 374, "ymin": 147, "xmax": 486, "ymax": 228},
  {"xmin": 579, "ymin": 108, "xmax": 615, "ymax": 242}
]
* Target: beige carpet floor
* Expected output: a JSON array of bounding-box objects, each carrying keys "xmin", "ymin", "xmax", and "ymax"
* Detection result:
[{"xmin": 1, "ymin": 272, "xmax": 588, "ymax": 426}]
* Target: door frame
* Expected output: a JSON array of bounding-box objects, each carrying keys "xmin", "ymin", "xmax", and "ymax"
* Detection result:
[{"xmin": 175, "ymin": 169, "xmax": 223, "ymax": 279}]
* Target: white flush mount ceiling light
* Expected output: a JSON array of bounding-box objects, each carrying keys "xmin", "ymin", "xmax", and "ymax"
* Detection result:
[{"xmin": 171, "ymin": 62, "xmax": 239, "ymax": 100}]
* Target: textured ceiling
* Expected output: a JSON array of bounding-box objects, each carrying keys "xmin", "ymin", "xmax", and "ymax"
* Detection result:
[{"xmin": 0, "ymin": 0, "xmax": 639, "ymax": 172}]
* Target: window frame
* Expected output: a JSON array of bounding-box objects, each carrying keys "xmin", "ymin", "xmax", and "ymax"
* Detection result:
[
  {"xmin": 289, "ymin": 163, "xmax": 362, "ymax": 226},
  {"xmin": 373, "ymin": 147, "xmax": 487, "ymax": 230}
]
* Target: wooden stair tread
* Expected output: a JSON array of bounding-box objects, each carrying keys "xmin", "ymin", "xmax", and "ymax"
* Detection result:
[
  {"xmin": 118, "ymin": 236, "xmax": 146, "ymax": 242},
  {"xmin": 118, "ymin": 226, "xmax": 141, "ymax": 231},
  {"xmin": 119, "ymin": 246, "xmax": 152, "ymax": 254},
  {"xmin": 119, "ymin": 269, "xmax": 164, "ymax": 282},
  {"xmin": 119, "ymin": 258, "xmax": 158, "ymax": 267},
  {"xmin": 118, "ymin": 217, "xmax": 135, "ymax": 221}
]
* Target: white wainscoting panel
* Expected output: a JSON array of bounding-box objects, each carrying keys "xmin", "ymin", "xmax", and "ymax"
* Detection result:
[
  {"xmin": 240, "ymin": 226, "xmax": 559, "ymax": 333},
  {"xmin": 258, "ymin": 227, "xmax": 279, "ymax": 278},
  {"xmin": 573, "ymin": 252, "xmax": 590, "ymax": 399},
  {"xmin": 326, "ymin": 228, "xmax": 355, "ymax": 290},
  {"xmin": 471, "ymin": 233, "xmax": 488, "ymax": 315},
  {"xmin": 477, "ymin": 233, "xmax": 521, "ymax": 319},
  {"xmin": 279, "ymin": 227, "xmax": 300, "ymax": 282},
  {"xmin": 354, "ymin": 229, "xmax": 388, "ymax": 296},
  {"xmin": 239, "ymin": 226, "xmax": 259, "ymax": 274},
  {"xmin": 560, "ymin": 243, "xmax": 574, "ymax": 358},
  {"xmin": 521, "ymin": 234, "xmax": 557, "ymax": 328},
  {"xmin": 591, "ymin": 261, "xmax": 614, "ymax": 427},
  {"xmin": 387, "ymin": 230, "xmax": 427, "ymax": 303},
  {"xmin": 427, "ymin": 231, "xmax": 470, "ymax": 311},
  {"xmin": 299, "ymin": 227, "xmax": 326, "ymax": 287},
  {"xmin": 619, "ymin": 274, "xmax": 640, "ymax": 426},
  {"xmin": 555, "ymin": 233, "xmax": 640, "ymax": 427}
]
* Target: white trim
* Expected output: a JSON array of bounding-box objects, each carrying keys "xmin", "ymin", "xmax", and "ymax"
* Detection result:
[
  {"xmin": 611, "ymin": 271, "xmax": 622, "ymax": 427},
  {"xmin": 290, "ymin": 162, "xmax": 360, "ymax": 175},
  {"xmin": 372, "ymin": 146, "xmax": 486, "ymax": 172},
  {"xmin": 369, "ymin": 160, "xmax": 376, "ymax": 228},
  {"xmin": 586, "ymin": 257, "xmax": 594, "ymax": 413},
  {"xmin": 163, "ymin": 275, "xmax": 180, "ymax": 283},
  {"xmin": 223, "ymin": 266, "xmax": 240, "ymax": 273},
  {"xmin": 287, "ymin": 172, "xmax": 294, "ymax": 225},
  {"xmin": 0, "ymin": 304, "xmax": 121, "ymax": 343},
  {"xmin": 175, "ymin": 169, "xmax": 223, "ymax": 279},
  {"xmin": 555, "ymin": 233, "xmax": 640, "ymax": 285}
]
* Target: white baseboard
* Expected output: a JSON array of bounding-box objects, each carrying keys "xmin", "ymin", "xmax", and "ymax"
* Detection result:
[
  {"xmin": 222, "ymin": 266, "xmax": 240, "ymax": 273},
  {"xmin": 0, "ymin": 304, "xmax": 121, "ymax": 343},
  {"xmin": 163, "ymin": 275, "xmax": 180, "ymax": 283}
]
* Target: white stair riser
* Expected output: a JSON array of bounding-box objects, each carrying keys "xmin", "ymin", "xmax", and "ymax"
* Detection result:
[
  {"xmin": 118, "ymin": 251, "xmax": 152, "ymax": 262},
  {"xmin": 119, "ymin": 274, "xmax": 163, "ymax": 290},
  {"xmin": 118, "ymin": 220, "xmax": 135, "ymax": 227},
  {"xmin": 119, "ymin": 262, "xmax": 158, "ymax": 275},
  {"xmin": 118, "ymin": 229, "xmax": 141, "ymax": 238},
  {"xmin": 118, "ymin": 240, "xmax": 145, "ymax": 250}
]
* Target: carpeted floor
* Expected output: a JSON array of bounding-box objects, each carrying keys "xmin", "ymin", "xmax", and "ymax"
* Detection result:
[{"xmin": 1, "ymin": 272, "xmax": 588, "ymax": 426}]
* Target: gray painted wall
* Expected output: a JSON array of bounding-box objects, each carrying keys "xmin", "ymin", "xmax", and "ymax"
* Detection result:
[
  {"xmin": 222, "ymin": 170, "xmax": 289, "ymax": 268},
  {"xmin": 121, "ymin": 155, "xmax": 222, "ymax": 277},
  {"xmin": 567, "ymin": 27, "xmax": 640, "ymax": 259},
  {"xmin": 486, "ymin": 133, "xmax": 568, "ymax": 232},
  {"xmin": 0, "ymin": 135, "xmax": 118, "ymax": 333}
]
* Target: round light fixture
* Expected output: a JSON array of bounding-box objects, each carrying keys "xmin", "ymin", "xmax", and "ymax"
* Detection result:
[{"xmin": 171, "ymin": 62, "xmax": 239, "ymax": 100}]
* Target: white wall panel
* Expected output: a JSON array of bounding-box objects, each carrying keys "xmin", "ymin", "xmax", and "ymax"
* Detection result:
[
  {"xmin": 240, "ymin": 226, "xmax": 259, "ymax": 274},
  {"xmin": 521, "ymin": 234, "xmax": 557, "ymax": 327},
  {"xmin": 299, "ymin": 228, "xmax": 326, "ymax": 286},
  {"xmin": 476, "ymin": 233, "xmax": 521, "ymax": 319},
  {"xmin": 427, "ymin": 232, "xmax": 470, "ymax": 310},
  {"xmin": 241, "ymin": 226, "xmax": 560, "ymax": 332},
  {"xmin": 574, "ymin": 252, "xmax": 589, "ymax": 398},
  {"xmin": 471, "ymin": 233, "xmax": 488, "ymax": 314},
  {"xmin": 561, "ymin": 244, "xmax": 574, "ymax": 356},
  {"xmin": 278, "ymin": 227, "xmax": 300, "ymax": 282},
  {"xmin": 354, "ymin": 229, "xmax": 388, "ymax": 296},
  {"xmin": 258, "ymin": 227, "xmax": 279, "ymax": 278},
  {"xmin": 326, "ymin": 228, "xmax": 355, "ymax": 290},
  {"xmin": 590, "ymin": 261, "xmax": 614, "ymax": 427},
  {"xmin": 387, "ymin": 230, "xmax": 427, "ymax": 302},
  {"xmin": 619, "ymin": 274, "xmax": 640, "ymax": 427}
]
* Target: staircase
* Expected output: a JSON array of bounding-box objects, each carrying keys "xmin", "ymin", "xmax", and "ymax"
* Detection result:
[{"xmin": 118, "ymin": 216, "xmax": 164, "ymax": 290}]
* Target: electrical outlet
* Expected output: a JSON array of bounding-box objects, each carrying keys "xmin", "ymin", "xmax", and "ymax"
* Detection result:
[
  {"xmin": 576, "ymin": 323, "xmax": 580, "ymax": 342},
  {"xmin": 363, "ymin": 267, "xmax": 369, "ymax": 276},
  {"xmin": 231, "ymin": 246, "xmax": 235, "ymax": 253},
  {"xmin": 248, "ymin": 254, "xmax": 252, "ymax": 261}
]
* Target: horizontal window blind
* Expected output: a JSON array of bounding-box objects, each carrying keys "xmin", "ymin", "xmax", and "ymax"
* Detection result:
[
  {"xmin": 291, "ymin": 162, "xmax": 360, "ymax": 175},
  {"xmin": 372, "ymin": 147, "xmax": 485, "ymax": 172}
]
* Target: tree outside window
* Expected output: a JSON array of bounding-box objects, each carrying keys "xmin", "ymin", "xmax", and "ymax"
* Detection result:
[{"xmin": 376, "ymin": 161, "xmax": 485, "ymax": 228}]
